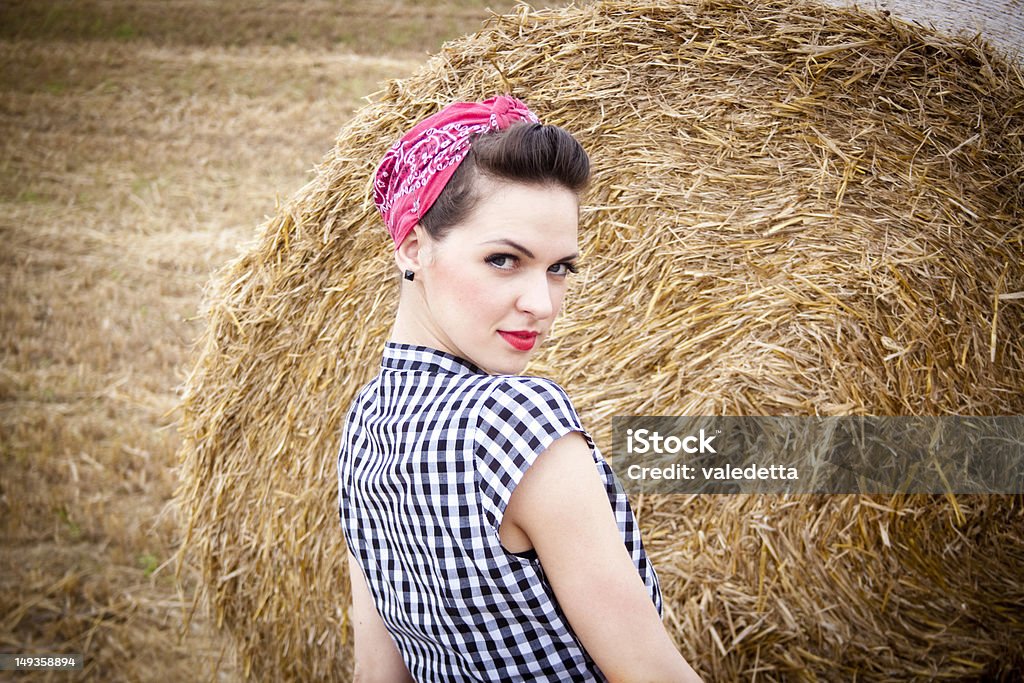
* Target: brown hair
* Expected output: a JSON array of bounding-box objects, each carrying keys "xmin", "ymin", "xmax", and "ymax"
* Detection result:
[{"xmin": 418, "ymin": 122, "xmax": 590, "ymax": 241}]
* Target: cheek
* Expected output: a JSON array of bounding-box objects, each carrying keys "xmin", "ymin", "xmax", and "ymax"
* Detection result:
[
  {"xmin": 551, "ymin": 282, "xmax": 569, "ymax": 313},
  {"xmin": 552, "ymin": 292, "xmax": 564, "ymax": 316},
  {"xmin": 432, "ymin": 263, "xmax": 495, "ymax": 318}
]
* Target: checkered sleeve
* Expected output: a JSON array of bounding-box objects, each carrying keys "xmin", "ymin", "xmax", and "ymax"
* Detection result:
[{"xmin": 474, "ymin": 377, "xmax": 595, "ymax": 533}]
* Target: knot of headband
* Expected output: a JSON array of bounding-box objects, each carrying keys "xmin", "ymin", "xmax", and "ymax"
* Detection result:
[{"xmin": 373, "ymin": 96, "xmax": 540, "ymax": 248}]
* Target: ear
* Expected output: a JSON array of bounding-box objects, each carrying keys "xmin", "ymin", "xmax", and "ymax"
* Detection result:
[{"xmin": 394, "ymin": 225, "xmax": 427, "ymax": 275}]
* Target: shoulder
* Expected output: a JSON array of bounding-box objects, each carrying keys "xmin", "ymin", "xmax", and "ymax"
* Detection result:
[
  {"xmin": 472, "ymin": 376, "xmax": 592, "ymax": 525},
  {"xmin": 478, "ymin": 375, "xmax": 577, "ymax": 421},
  {"xmin": 475, "ymin": 375, "xmax": 589, "ymax": 452}
]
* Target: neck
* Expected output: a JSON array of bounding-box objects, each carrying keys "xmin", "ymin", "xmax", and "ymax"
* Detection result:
[{"xmin": 390, "ymin": 285, "xmax": 441, "ymax": 350}]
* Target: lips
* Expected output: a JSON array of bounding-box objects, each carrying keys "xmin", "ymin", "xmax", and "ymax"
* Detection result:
[{"xmin": 498, "ymin": 330, "xmax": 539, "ymax": 352}]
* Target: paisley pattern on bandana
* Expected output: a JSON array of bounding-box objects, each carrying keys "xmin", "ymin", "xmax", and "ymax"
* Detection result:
[{"xmin": 373, "ymin": 97, "xmax": 540, "ymax": 248}]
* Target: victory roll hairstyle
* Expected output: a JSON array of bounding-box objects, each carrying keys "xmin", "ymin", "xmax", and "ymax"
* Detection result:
[{"xmin": 419, "ymin": 122, "xmax": 591, "ymax": 241}]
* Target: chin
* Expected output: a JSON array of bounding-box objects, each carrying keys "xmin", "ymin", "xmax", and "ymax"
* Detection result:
[
  {"xmin": 483, "ymin": 361, "xmax": 526, "ymax": 376},
  {"xmin": 468, "ymin": 337, "xmax": 538, "ymax": 375},
  {"xmin": 504, "ymin": 361, "xmax": 530, "ymax": 376},
  {"xmin": 481, "ymin": 352, "xmax": 530, "ymax": 376}
]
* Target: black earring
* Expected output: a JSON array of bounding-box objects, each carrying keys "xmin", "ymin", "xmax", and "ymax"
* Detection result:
[{"xmin": 403, "ymin": 269, "xmax": 415, "ymax": 282}]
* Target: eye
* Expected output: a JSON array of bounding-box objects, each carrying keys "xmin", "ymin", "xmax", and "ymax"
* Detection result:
[
  {"xmin": 485, "ymin": 253, "xmax": 518, "ymax": 270},
  {"xmin": 548, "ymin": 261, "xmax": 579, "ymax": 277}
]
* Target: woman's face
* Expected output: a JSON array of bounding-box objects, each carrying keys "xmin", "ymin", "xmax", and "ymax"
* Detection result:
[{"xmin": 415, "ymin": 177, "xmax": 580, "ymax": 375}]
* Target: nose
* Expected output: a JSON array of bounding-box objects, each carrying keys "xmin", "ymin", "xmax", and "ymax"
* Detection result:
[{"xmin": 516, "ymin": 271, "xmax": 556, "ymax": 320}]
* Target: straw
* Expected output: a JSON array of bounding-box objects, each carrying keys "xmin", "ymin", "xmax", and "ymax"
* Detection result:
[{"xmin": 177, "ymin": 0, "xmax": 1024, "ymax": 679}]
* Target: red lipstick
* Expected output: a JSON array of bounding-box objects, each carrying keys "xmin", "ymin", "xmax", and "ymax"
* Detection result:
[{"xmin": 498, "ymin": 330, "xmax": 539, "ymax": 352}]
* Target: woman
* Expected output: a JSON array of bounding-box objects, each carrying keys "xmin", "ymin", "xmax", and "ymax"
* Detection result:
[{"xmin": 337, "ymin": 96, "xmax": 702, "ymax": 682}]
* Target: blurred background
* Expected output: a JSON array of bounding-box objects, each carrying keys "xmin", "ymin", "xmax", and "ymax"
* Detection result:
[{"xmin": 0, "ymin": 0, "xmax": 1018, "ymax": 680}]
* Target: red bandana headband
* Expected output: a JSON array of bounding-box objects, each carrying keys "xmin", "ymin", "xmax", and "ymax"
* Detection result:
[{"xmin": 373, "ymin": 96, "xmax": 541, "ymax": 248}]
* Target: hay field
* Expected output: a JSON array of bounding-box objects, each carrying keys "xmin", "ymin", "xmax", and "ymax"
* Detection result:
[{"xmin": 0, "ymin": 1, "xmax": 564, "ymax": 679}]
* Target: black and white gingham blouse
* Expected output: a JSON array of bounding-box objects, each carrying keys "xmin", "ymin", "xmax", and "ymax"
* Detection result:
[{"xmin": 337, "ymin": 342, "xmax": 662, "ymax": 681}]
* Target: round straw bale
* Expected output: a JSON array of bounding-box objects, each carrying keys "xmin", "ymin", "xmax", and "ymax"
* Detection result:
[{"xmin": 177, "ymin": 0, "xmax": 1024, "ymax": 679}]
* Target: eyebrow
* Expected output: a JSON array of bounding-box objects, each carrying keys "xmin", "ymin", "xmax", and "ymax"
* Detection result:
[{"xmin": 482, "ymin": 238, "xmax": 578, "ymax": 263}]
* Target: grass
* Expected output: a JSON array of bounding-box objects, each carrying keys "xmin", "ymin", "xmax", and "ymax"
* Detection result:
[{"xmin": 0, "ymin": 0, "xmax": 571, "ymax": 678}]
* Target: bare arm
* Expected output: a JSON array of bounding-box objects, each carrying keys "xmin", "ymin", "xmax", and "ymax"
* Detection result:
[
  {"xmin": 347, "ymin": 552, "xmax": 415, "ymax": 683},
  {"xmin": 502, "ymin": 432, "xmax": 704, "ymax": 683}
]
